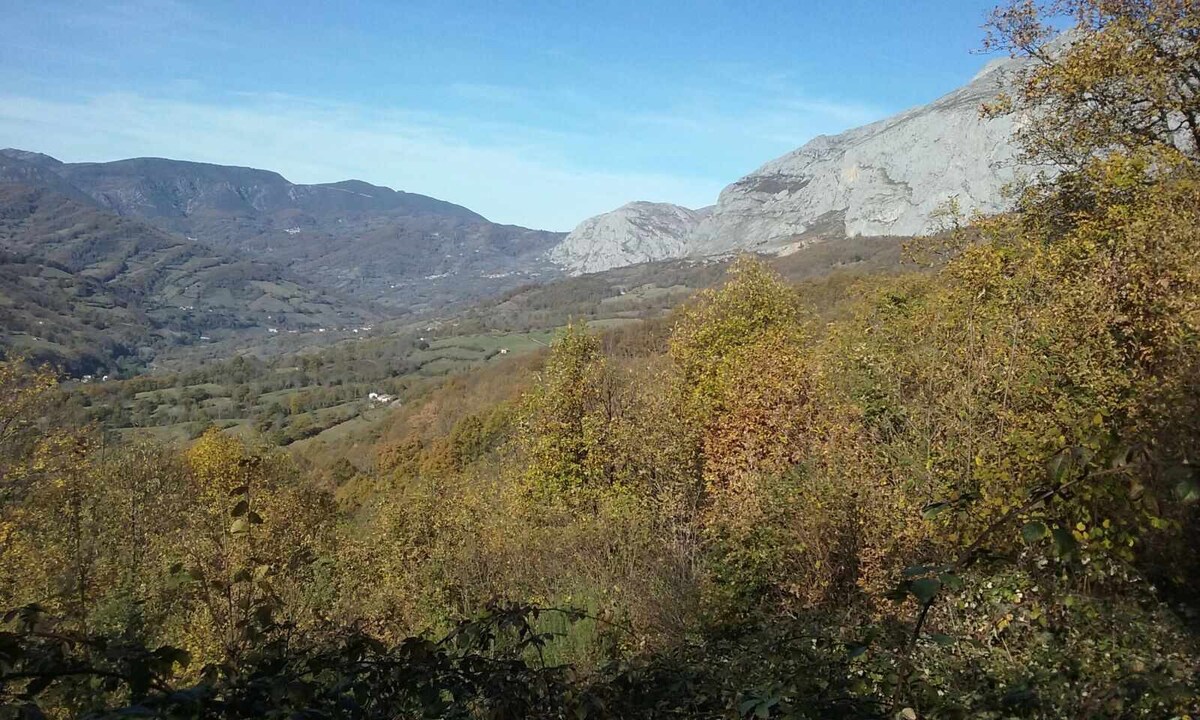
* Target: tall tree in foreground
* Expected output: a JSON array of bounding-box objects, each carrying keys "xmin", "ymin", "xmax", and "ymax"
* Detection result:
[{"xmin": 984, "ymin": 0, "xmax": 1200, "ymax": 165}]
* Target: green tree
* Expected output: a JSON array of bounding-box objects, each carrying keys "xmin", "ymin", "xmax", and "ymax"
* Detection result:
[
  {"xmin": 516, "ymin": 323, "xmax": 614, "ymax": 499},
  {"xmin": 669, "ymin": 256, "xmax": 807, "ymax": 410}
]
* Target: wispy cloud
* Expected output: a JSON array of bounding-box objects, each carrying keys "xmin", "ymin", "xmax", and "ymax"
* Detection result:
[
  {"xmin": 640, "ymin": 68, "xmax": 888, "ymax": 147},
  {"xmin": 0, "ymin": 4, "xmax": 894, "ymax": 231},
  {"xmin": 2, "ymin": 1, "xmax": 991, "ymax": 231},
  {"xmin": 0, "ymin": 91, "xmax": 723, "ymax": 231}
]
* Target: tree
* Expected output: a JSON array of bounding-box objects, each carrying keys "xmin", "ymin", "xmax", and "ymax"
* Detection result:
[
  {"xmin": 516, "ymin": 323, "xmax": 614, "ymax": 499},
  {"xmin": 669, "ymin": 257, "xmax": 807, "ymax": 411},
  {"xmin": 0, "ymin": 358, "xmax": 59, "ymax": 505},
  {"xmin": 984, "ymin": 0, "xmax": 1200, "ymax": 166},
  {"xmin": 172, "ymin": 430, "xmax": 336, "ymax": 666}
]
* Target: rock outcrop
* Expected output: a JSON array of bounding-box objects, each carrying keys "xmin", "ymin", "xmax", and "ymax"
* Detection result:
[
  {"xmin": 549, "ymin": 201, "xmax": 711, "ymax": 275},
  {"xmin": 688, "ymin": 56, "xmax": 1030, "ymax": 255},
  {"xmin": 550, "ymin": 53, "xmax": 1035, "ymax": 271}
]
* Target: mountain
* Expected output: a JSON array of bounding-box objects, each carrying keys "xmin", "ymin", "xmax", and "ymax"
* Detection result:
[
  {"xmin": 50, "ymin": 157, "xmax": 482, "ymax": 224},
  {"xmin": 549, "ymin": 202, "xmax": 712, "ymax": 275},
  {"xmin": 688, "ymin": 57, "xmax": 1029, "ymax": 255},
  {"xmin": 550, "ymin": 54, "xmax": 1033, "ymax": 272},
  {"xmin": 0, "ymin": 150, "xmax": 566, "ymax": 311},
  {"xmin": 0, "ymin": 179, "xmax": 373, "ymax": 374},
  {"xmin": 0, "ymin": 151, "xmax": 95, "ymax": 204}
]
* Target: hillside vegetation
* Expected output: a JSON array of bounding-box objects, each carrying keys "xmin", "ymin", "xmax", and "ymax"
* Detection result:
[
  {"xmin": 0, "ymin": 183, "xmax": 373, "ymax": 375},
  {"xmin": 1, "ymin": 2, "xmax": 1199, "ymax": 718},
  {"xmin": 0, "ymin": 149, "xmax": 565, "ymax": 310},
  {"xmin": 57, "ymin": 233, "xmax": 897, "ymax": 457}
]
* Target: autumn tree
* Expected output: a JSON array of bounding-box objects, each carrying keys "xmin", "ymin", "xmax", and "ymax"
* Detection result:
[
  {"xmin": 0, "ymin": 359, "xmax": 107, "ymax": 624},
  {"xmin": 516, "ymin": 323, "xmax": 617, "ymax": 500},
  {"xmin": 669, "ymin": 256, "xmax": 808, "ymax": 411},
  {"xmin": 984, "ymin": 0, "xmax": 1200, "ymax": 165},
  {"xmin": 0, "ymin": 358, "xmax": 60, "ymax": 506},
  {"xmin": 167, "ymin": 429, "xmax": 337, "ymax": 666}
]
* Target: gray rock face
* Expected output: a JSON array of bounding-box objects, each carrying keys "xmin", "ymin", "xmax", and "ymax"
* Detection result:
[
  {"xmin": 550, "ymin": 201, "xmax": 711, "ymax": 275},
  {"xmin": 689, "ymin": 56, "xmax": 1030, "ymax": 254},
  {"xmin": 550, "ymin": 54, "xmax": 1034, "ymax": 270}
]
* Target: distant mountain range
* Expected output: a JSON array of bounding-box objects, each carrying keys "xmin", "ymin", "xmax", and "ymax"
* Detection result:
[
  {"xmin": 550, "ymin": 53, "xmax": 1036, "ymax": 274},
  {"xmin": 0, "ymin": 180, "xmax": 373, "ymax": 373},
  {"xmin": 0, "ymin": 49, "xmax": 1039, "ymax": 369},
  {"xmin": 0, "ymin": 149, "xmax": 572, "ymax": 371},
  {"xmin": 0, "ymin": 149, "xmax": 565, "ymax": 310}
]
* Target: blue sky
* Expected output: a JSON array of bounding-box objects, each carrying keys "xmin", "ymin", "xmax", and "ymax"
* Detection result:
[{"xmin": 0, "ymin": 0, "xmax": 1004, "ymax": 230}]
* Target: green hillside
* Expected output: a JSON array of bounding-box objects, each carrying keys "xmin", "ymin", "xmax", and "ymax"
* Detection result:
[{"xmin": 0, "ymin": 183, "xmax": 375, "ymax": 373}]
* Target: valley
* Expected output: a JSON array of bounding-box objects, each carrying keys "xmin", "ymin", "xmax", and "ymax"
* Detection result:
[
  {"xmin": 0, "ymin": 40, "xmax": 1020, "ymax": 379},
  {"xmin": 0, "ymin": 42, "xmax": 1039, "ymax": 378},
  {"xmin": 2, "ymin": 4, "xmax": 1199, "ymax": 716},
  {"xmin": 69, "ymin": 232, "xmax": 903, "ymax": 469}
]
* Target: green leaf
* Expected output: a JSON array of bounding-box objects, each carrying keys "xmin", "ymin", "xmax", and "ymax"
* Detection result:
[
  {"xmin": 1074, "ymin": 446, "xmax": 1095, "ymax": 467},
  {"xmin": 1129, "ymin": 478, "xmax": 1146, "ymax": 501},
  {"xmin": 938, "ymin": 571, "xmax": 964, "ymax": 591},
  {"xmin": 1021, "ymin": 521, "xmax": 1048, "ymax": 544},
  {"xmin": 230, "ymin": 518, "xmax": 249, "ymax": 534},
  {"xmin": 921, "ymin": 502, "xmax": 950, "ymax": 520},
  {"xmin": 1047, "ymin": 450, "xmax": 1072, "ymax": 482},
  {"xmin": 1111, "ymin": 443, "xmax": 1137, "ymax": 469},
  {"xmin": 1143, "ymin": 491, "xmax": 1162, "ymax": 517},
  {"xmin": 929, "ymin": 633, "xmax": 956, "ymax": 646},
  {"xmin": 1174, "ymin": 474, "xmax": 1199, "ymax": 503},
  {"xmin": 909, "ymin": 577, "xmax": 941, "ymax": 604},
  {"xmin": 1052, "ymin": 527, "xmax": 1078, "ymax": 559}
]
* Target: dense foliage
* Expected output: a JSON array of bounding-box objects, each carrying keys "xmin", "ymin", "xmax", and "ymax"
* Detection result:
[{"xmin": 3, "ymin": 2, "xmax": 1200, "ymax": 717}]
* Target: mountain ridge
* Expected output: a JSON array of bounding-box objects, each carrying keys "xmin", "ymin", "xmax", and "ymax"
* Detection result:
[
  {"xmin": 549, "ymin": 201, "xmax": 712, "ymax": 275},
  {"xmin": 0, "ymin": 180, "xmax": 375, "ymax": 373},
  {"xmin": 0, "ymin": 149, "xmax": 566, "ymax": 309},
  {"xmin": 550, "ymin": 51, "xmax": 1036, "ymax": 274}
]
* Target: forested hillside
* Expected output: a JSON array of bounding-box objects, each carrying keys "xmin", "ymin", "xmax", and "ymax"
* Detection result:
[
  {"xmin": 0, "ymin": 150, "xmax": 565, "ymax": 310},
  {"xmin": 56, "ymin": 233, "xmax": 898, "ymax": 451},
  {"xmin": 0, "ymin": 182, "xmax": 375, "ymax": 375},
  {"xmin": 2, "ymin": 2, "xmax": 1199, "ymax": 718}
]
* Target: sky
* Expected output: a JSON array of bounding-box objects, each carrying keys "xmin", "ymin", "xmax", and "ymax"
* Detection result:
[{"xmin": 0, "ymin": 0, "xmax": 1006, "ymax": 231}]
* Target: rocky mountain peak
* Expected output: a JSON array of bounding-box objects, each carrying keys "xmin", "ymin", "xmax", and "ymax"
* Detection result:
[
  {"xmin": 547, "ymin": 51, "xmax": 1038, "ymax": 271},
  {"xmin": 689, "ymin": 52, "xmax": 1032, "ymax": 256},
  {"xmin": 549, "ymin": 201, "xmax": 711, "ymax": 275}
]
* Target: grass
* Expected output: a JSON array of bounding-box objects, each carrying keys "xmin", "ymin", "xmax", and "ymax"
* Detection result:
[{"xmin": 105, "ymin": 328, "xmax": 562, "ymax": 450}]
